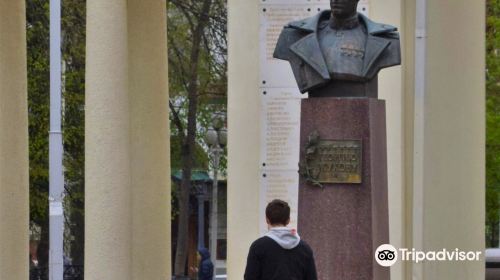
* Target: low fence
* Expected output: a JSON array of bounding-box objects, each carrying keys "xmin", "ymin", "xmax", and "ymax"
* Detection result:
[{"xmin": 30, "ymin": 265, "xmax": 84, "ymax": 280}]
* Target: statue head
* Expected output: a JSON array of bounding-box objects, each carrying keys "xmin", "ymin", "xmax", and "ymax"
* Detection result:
[{"xmin": 330, "ymin": 0, "xmax": 359, "ymax": 19}]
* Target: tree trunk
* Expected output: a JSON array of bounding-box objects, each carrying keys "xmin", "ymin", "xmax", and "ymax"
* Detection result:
[
  {"xmin": 37, "ymin": 220, "xmax": 49, "ymax": 273},
  {"xmin": 174, "ymin": 0, "xmax": 213, "ymax": 276}
]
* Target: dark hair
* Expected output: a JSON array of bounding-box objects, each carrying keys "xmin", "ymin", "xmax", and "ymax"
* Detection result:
[{"xmin": 266, "ymin": 199, "xmax": 290, "ymax": 225}]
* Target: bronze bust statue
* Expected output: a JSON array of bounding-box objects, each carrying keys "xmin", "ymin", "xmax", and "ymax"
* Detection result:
[{"xmin": 274, "ymin": 0, "xmax": 401, "ymax": 98}]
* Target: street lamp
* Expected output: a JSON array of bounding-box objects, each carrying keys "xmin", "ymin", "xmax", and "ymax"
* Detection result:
[
  {"xmin": 206, "ymin": 113, "xmax": 226, "ymax": 268},
  {"xmin": 192, "ymin": 183, "xmax": 208, "ymax": 251}
]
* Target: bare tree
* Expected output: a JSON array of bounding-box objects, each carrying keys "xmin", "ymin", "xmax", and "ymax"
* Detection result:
[{"xmin": 168, "ymin": 0, "xmax": 227, "ymax": 276}]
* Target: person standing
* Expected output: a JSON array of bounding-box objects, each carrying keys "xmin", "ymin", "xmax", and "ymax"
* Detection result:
[
  {"xmin": 244, "ymin": 199, "xmax": 318, "ymax": 280},
  {"xmin": 197, "ymin": 248, "xmax": 214, "ymax": 280}
]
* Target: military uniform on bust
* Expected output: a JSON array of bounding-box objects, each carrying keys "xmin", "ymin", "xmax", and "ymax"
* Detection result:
[{"xmin": 273, "ymin": 10, "xmax": 401, "ymax": 98}]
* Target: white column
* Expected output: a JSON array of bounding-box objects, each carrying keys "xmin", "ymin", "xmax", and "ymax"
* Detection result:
[
  {"xmin": 86, "ymin": 0, "xmax": 131, "ymax": 278},
  {"xmin": 85, "ymin": 0, "xmax": 170, "ymax": 279},
  {"xmin": 227, "ymin": 0, "xmax": 261, "ymax": 278},
  {"xmin": 370, "ymin": 0, "xmax": 406, "ymax": 278},
  {"xmin": 0, "ymin": 1, "xmax": 29, "ymax": 279},
  {"xmin": 369, "ymin": 0, "xmax": 485, "ymax": 278},
  {"xmin": 128, "ymin": 0, "xmax": 171, "ymax": 278},
  {"xmin": 418, "ymin": 0, "xmax": 485, "ymax": 278}
]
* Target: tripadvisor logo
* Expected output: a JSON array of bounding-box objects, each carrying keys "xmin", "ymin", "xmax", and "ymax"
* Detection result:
[
  {"xmin": 375, "ymin": 244, "xmax": 482, "ymax": 267},
  {"xmin": 375, "ymin": 244, "xmax": 398, "ymax": 267}
]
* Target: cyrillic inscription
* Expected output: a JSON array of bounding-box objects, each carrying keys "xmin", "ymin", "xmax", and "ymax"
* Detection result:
[{"xmin": 301, "ymin": 137, "xmax": 362, "ymax": 185}]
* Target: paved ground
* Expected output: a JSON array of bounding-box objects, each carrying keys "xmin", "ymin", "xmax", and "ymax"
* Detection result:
[{"xmin": 486, "ymin": 268, "xmax": 500, "ymax": 280}]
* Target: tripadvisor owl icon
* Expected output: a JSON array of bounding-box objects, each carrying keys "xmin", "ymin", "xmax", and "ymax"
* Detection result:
[{"xmin": 375, "ymin": 244, "xmax": 398, "ymax": 267}]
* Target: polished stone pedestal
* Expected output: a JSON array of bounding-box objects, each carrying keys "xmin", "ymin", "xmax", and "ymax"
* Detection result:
[{"xmin": 298, "ymin": 97, "xmax": 390, "ymax": 280}]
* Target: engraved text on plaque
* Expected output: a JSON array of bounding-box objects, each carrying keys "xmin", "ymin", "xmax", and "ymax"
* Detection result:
[{"xmin": 301, "ymin": 135, "xmax": 362, "ymax": 185}]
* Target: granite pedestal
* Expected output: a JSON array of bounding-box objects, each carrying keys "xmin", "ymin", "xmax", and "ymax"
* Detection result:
[{"xmin": 298, "ymin": 97, "xmax": 390, "ymax": 280}]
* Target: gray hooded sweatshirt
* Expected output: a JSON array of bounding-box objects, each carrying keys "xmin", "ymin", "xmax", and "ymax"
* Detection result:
[{"xmin": 265, "ymin": 227, "xmax": 301, "ymax": 249}]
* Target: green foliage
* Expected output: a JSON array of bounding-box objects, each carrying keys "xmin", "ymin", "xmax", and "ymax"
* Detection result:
[
  {"xmin": 171, "ymin": 136, "xmax": 209, "ymax": 170},
  {"xmin": 27, "ymin": 0, "xmax": 50, "ymax": 266},
  {"xmin": 486, "ymin": 0, "xmax": 500, "ymax": 247},
  {"xmin": 27, "ymin": 0, "xmax": 87, "ymax": 265},
  {"xmin": 168, "ymin": 0, "xmax": 227, "ymax": 234},
  {"xmin": 61, "ymin": 0, "xmax": 86, "ymax": 265},
  {"xmin": 168, "ymin": 0, "xmax": 228, "ymax": 164}
]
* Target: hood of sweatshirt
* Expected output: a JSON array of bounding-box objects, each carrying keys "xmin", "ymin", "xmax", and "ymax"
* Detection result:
[
  {"xmin": 265, "ymin": 227, "xmax": 301, "ymax": 250},
  {"xmin": 198, "ymin": 248, "xmax": 211, "ymax": 261}
]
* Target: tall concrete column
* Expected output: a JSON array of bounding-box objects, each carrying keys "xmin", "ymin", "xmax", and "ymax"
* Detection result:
[
  {"xmin": 85, "ymin": 0, "xmax": 170, "ymax": 279},
  {"xmin": 398, "ymin": 0, "xmax": 485, "ymax": 279},
  {"xmin": 412, "ymin": 0, "xmax": 485, "ymax": 278},
  {"xmin": 227, "ymin": 0, "xmax": 261, "ymax": 278},
  {"xmin": 0, "ymin": 1, "xmax": 29, "ymax": 279},
  {"xmin": 128, "ymin": 0, "xmax": 171, "ymax": 278},
  {"xmin": 371, "ymin": 1, "xmax": 405, "ymax": 278}
]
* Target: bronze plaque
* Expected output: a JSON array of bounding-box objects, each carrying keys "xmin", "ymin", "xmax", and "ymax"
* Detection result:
[{"xmin": 301, "ymin": 137, "xmax": 362, "ymax": 185}]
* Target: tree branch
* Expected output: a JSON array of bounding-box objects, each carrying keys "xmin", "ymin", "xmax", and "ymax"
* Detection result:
[{"xmin": 169, "ymin": 100, "xmax": 186, "ymax": 142}]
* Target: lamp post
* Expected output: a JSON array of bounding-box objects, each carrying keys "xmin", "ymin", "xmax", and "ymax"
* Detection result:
[
  {"xmin": 49, "ymin": 0, "xmax": 64, "ymax": 279},
  {"xmin": 206, "ymin": 113, "xmax": 227, "ymax": 268},
  {"xmin": 192, "ymin": 183, "xmax": 207, "ymax": 250}
]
